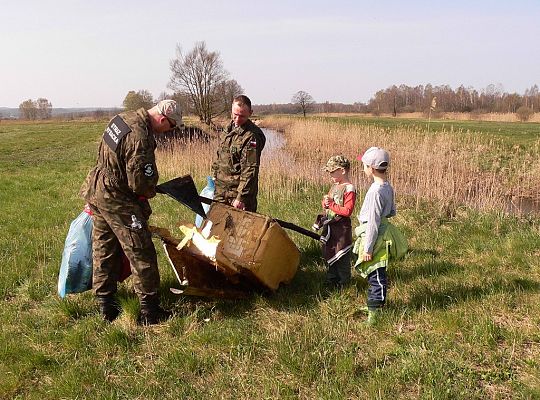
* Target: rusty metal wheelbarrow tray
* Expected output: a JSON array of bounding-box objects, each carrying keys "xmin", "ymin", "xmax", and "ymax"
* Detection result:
[{"xmin": 152, "ymin": 202, "xmax": 301, "ymax": 298}]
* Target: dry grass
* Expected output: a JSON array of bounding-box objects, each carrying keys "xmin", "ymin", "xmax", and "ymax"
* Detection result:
[
  {"xmin": 156, "ymin": 134, "xmax": 216, "ymax": 182},
  {"xmin": 268, "ymin": 117, "xmax": 540, "ymax": 213},
  {"xmin": 156, "ymin": 116, "xmax": 540, "ymax": 215},
  {"xmin": 317, "ymin": 112, "xmax": 540, "ymax": 123}
]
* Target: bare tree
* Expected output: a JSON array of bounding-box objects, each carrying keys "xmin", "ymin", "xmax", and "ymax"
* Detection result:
[
  {"xmin": 122, "ymin": 90, "xmax": 154, "ymax": 111},
  {"xmin": 19, "ymin": 99, "xmax": 38, "ymax": 120},
  {"xmin": 169, "ymin": 41, "xmax": 230, "ymax": 125},
  {"xmin": 156, "ymin": 91, "xmax": 170, "ymax": 102},
  {"xmin": 292, "ymin": 90, "xmax": 315, "ymax": 117},
  {"xmin": 36, "ymin": 98, "xmax": 52, "ymax": 119},
  {"xmin": 169, "ymin": 92, "xmax": 194, "ymax": 117},
  {"xmin": 214, "ymin": 79, "xmax": 244, "ymax": 115}
]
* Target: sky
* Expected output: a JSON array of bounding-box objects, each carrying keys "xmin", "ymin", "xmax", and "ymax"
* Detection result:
[{"xmin": 1, "ymin": 0, "xmax": 539, "ymax": 108}]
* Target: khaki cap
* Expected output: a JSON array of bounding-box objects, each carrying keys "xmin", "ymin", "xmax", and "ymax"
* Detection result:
[
  {"xmin": 323, "ymin": 155, "xmax": 351, "ymax": 172},
  {"xmin": 156, "ymin": 99, "xmax": 182, "ymax": 125}
]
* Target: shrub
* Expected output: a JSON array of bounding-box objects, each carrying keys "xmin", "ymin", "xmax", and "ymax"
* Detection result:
[
  {"xmin": 400, "ymin": 105, "xmax": 416, "ymax": 113},
  {"xmin": 516, "ymin": 106, "xmax": 534, "ymax": 122}
]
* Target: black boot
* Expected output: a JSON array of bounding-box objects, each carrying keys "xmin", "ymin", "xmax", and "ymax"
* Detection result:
[
  {"xmin": 97, "ymin": 294, "xmax": 120, "ymax": 322},
  {"xmin": 139, "ymin": 295, "xmax": 170, "ymax": 325}
]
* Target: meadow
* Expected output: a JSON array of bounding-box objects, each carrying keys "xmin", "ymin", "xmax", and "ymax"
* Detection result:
[{"xmin": 0, "ymin": 116, "xmax": 539, "ymax": 399}]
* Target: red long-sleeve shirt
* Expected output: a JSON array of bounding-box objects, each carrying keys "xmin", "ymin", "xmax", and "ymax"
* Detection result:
[{"xmin": 322, "ymin": 183, "xmax": 356, "ymax": 217}]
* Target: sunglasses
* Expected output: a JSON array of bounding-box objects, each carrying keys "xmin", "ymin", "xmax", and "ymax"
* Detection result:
[{"xmin": 163, "ymin": 114, "xmax": 177, "ymax": 129}]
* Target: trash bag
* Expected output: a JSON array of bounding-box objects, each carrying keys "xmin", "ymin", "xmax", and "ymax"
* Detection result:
[
  {"xmin": 58, "ymin": 208, "xmax": 94, "ymax": 298},
  {"xmin": 195, "ymin": 176, "xmax": 215, "ymax": 228},
  {"xmin": 58, "ymin": 206, "xmax": 132, "ymax": 298}
]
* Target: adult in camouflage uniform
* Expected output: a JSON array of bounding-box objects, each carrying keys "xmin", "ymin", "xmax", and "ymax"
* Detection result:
[
  {"xmin": 80, "ymin": 100, "xmax": 181, "ymax": 324},
  {"xmin": 212, "ymin": 95, "xmax": 266, "ymax": 212}
]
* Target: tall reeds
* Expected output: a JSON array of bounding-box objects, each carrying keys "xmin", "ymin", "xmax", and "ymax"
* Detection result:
[{"xmin": 156, "ymin": 117, "xmax": 540, "ymax": 214}]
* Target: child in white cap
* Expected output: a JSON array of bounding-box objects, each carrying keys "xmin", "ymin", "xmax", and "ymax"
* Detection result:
[
  {"xmin": 354, "ymin": 147, "xmax": 407, "ymax": 325},
  {"xmin": 315, "ymin": 155, "xmax": 357, "ymax": 289}
]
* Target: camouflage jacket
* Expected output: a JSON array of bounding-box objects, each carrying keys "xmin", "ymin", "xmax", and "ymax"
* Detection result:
[
  {"xmin": 211, "ymin": 120, "xmax": 266, "ymax": 209},
  {"xmin": 80, "ymin": 108, "xmax": 158, "ymax": 214}
]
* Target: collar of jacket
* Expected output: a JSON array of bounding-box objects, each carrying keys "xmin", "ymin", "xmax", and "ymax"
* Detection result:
[
  {"xmin": 227, "ymin": 119, "xmax": 252, "ymax": 135},
  {"xmin": 136, "ymin": 108, "xmax": 153, "ymax": 136}
]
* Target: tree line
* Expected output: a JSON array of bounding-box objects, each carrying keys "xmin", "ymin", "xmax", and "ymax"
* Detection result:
[
  {"xmin": 14, "ymin": 40, "xmax": 539, "ymax": 123},
  {"xmin": 366, "ymin": 83, "xmax": 540, "ymax": 116},
  {"xmin": 18, "ymin": 98, "xmax": 53, "ymax": 120}
]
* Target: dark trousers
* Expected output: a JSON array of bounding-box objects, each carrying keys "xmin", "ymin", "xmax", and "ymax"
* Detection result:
[
  {"xmin": 366, "ymin": 267, "xmax": 387, "ymax": 310},
  {"xmin": 326, "ymin": 251, "xmax": 352, "ymax": 287}
]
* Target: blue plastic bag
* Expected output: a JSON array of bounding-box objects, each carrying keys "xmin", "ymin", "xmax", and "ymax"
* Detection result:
[
  {"xmin": 195, "ymin": 176, "xmax": 215, "ymax": 228},
  {"xmin": 58, "ymin": 210, "xmax": 93, "ymax": 298}
]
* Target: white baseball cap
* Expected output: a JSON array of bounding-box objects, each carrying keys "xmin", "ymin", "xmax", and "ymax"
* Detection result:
[{"xmin": 358, "ymin": 147, "xmax": 390, "ymax": 170}]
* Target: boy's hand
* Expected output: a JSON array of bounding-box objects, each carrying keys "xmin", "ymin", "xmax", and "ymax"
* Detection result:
[
  {"xmin": 362, "ymin": 252, "xmax": 372, "ymax": 262},
  {"xmin": 323, "ymin": 195, "xmax": 331, "ymax": 209}
]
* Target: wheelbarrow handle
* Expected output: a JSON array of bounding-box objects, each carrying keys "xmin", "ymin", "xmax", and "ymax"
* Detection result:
[{"xmin": 199, "ymin": 196, "xmax": 320, "ymax": 241}]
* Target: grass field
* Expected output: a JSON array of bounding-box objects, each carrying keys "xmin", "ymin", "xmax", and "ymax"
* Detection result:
[
  {"xmin": 285, "ymin": 114, "xmax": 540, "ymax": 146},
  {"xmin": 1, "ymin": 117, "xmax": 539, "ymax": 399}
]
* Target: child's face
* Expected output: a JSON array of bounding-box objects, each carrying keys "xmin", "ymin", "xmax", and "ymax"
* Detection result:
[
  {"xmin": 363, "ymin": 163, "xmax": 373, "ymax": 178},
  {"xmin": 329, "ymin": 168, "xmax": 346, "ymax": 183}
]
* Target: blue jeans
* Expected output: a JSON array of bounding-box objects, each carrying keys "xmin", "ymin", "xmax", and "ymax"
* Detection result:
[{"xmin": 366, "ymin": 267, "xmax": 387, "ymax": 310}]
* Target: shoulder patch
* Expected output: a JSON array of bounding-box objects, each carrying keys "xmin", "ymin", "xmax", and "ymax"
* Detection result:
[
  {"xmin": 143, "ymin": 163, "xmax": 155, "ymax": 177},
  {"xmin": 103, "ymin": 115, "xmax": 132, "ymax": 151}
]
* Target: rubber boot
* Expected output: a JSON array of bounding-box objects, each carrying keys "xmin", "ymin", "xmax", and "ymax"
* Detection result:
[
  {"xmin": 139, "ymin": 295, "xmax": 170, "ymax": 325},
  {"xmin": 365, "ymin": 309, "xmax": 381, "ymax": 326},
  {"xmin": 97, "ymin": 294, "xmax": 120, "ymax": 322}
]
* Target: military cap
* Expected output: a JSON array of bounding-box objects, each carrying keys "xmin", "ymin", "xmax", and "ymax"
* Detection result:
[
  {"xmin": 156, "ymin": 99, "xmax": 182, "ymax": 125},
  {"xmin": 323, "ymin": 155, "xmax": 351, "ymax": 172}
]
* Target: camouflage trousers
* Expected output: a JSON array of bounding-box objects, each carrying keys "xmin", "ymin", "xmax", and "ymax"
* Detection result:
[
  {"xmin": 214, "ymin": 187, "xmax": 258, "ymax": 212},
  {"xmin": 89, "ymin": 203, "xmax": 159, "ymax": 300}
]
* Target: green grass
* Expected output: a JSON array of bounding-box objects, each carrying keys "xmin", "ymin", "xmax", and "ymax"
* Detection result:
[
  {"xmin": 1, "ymin": 120, "xmax": 539, "ymax": 399},
  {"xmin": 311, "ymin": 115, "xmax": 540, "ymax": 146}
]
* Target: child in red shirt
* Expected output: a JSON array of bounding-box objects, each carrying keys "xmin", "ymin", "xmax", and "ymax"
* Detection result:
[{"xmin": 314, "ymin": 155, "xmax": 357, "ymax": 288}]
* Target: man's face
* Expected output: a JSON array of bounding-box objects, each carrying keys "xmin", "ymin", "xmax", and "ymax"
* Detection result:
[
  {"xmin": 154, "ymin": 115, "xmax": 177, "ymax": 134},
  {"xmin": 231, "ymin": 102, "xmax": 251, "ymax": 127}
]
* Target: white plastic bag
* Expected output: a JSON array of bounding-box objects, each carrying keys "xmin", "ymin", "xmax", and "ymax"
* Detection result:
[
  {"xmin": 57, "ymin": 209, "xmax": 93, "ymax": 298},
  {"xmin": 195, "ymin": 176, "xmax": 215, "ymax": 228}
]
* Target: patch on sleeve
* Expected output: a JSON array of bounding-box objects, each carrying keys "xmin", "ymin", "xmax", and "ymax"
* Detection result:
[
  {"xmin": 249, "ymin": 139, "xmax": 257, "ymax": 148},
  {"xmin": 103, "ymin": 115, "xmax": 131, "ymax": 151},
  {"xmin": 143, "ymin": 163, "xmax": 155, "ymax": 177}
]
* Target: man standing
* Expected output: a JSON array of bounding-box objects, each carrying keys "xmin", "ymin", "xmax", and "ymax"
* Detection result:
[
  {"xmin": 212, "ymin": 95, "xmax": 266, "ymax": 212},
  {"xmin": 80, "ymin": 100, "xmax": 181, "ymax": 324}
]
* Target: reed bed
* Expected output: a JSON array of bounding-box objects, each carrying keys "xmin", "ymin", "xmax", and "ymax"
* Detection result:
[
  {"xmin": 156, "ymin": 117, "xmax": 540, "ymax": 214},
  {"xmin": 318, "ymin": 112, "xmax": 540, "ymax": 123},
  {"xmin": 156, "ymin": 133, "xmax": 216, "ymax": 183},
  {"xmin": 261, "ymin": 116, "xmax": 540, "ymax": 213}
]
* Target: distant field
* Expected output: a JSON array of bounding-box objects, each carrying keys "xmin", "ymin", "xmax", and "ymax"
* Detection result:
[
  {"xmin": 307, "ymin": 115, "xmax": 540, "ymax": 146},
  {"xmin": 1, "ymin": 119, "xmax": 539, "ymax": 398},
  {"xmin": 317, "ymin": 111, "xmax": 540, "ymax": 123}
]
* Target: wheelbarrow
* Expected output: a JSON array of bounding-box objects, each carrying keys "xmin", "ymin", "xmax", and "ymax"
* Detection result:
[
  {"xmin": 156, "ymin": 175, "xmax": 320, "ymax": 240},
  {"xmin": 153, "ymin": 175, "xmax": 317, "ymax": 298}
]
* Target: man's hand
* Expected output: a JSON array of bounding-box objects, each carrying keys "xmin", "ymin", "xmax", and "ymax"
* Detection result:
[
  {"xmin": 362, "ymin": 252, "xmax": 372, "ymax": 262},
  {"xmin": 232, "ymin": 199, "xmax": 246, "ymax": 210}
]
